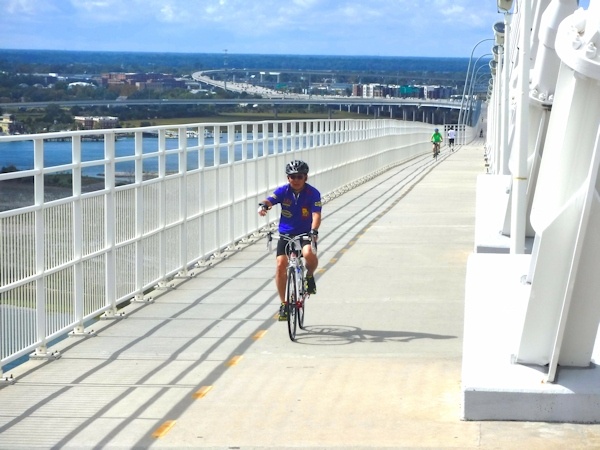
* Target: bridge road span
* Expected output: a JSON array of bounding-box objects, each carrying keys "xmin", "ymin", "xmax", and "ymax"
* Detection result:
[{"xmin": 2, "ymin": 142, "xmax": 599, "ymax": 449}]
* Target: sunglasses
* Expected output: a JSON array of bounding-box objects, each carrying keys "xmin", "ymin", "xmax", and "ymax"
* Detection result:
[{"xmin": 288, "ymin": 174, "xmax": 305, "ymax": 180}]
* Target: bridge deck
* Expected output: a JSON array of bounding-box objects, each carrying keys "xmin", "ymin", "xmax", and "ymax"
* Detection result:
[{"xmin": 2, "ymin": 141, "xmax": 599, "ymax": 449}]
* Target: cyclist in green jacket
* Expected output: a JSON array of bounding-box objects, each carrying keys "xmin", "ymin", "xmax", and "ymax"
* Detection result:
[{"xmin": 431, "ymin": 128, "xmax": 443, "ymax": 158}]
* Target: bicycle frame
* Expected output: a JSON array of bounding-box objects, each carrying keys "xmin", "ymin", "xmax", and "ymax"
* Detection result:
[
  {"xmin": 267, "ymin": 232, "xmax": 316, "ymax": 340},
  {"xmin": 432, "ymin": 141, "xmax": 441, "ymax": 159}
]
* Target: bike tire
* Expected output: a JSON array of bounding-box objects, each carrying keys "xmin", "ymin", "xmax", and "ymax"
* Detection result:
[{"xmin": 286, "ymin": 268, "xmax": 298, "ymax": 341}]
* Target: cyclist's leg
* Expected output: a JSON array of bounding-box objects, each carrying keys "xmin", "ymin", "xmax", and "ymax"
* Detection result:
[
  {"xmin": 276, "ymin": 256, "xmax": 287, "ymax": 299},
  {"xmin": 301, "ymin": 241, "xmax": 318, "ymax": 276},
  {"xmin": 302, "ymin": 241, "xmax": 318, "ymax": 294},
  {"xmin": 275, "ymin": 239, "xmax": 288, "ymax": 303}
]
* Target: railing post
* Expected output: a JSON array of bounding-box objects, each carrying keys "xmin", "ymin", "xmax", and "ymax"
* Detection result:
[
  {"xmin": 33, "ymin": 138, "xmax": 48, "ymax": 357},
  {"xmin": 179, "ymin": 128, "xmax": 189, "ymax": 276},
  {"xmin": 101, "ymin": 132, "xmax": 120, "ymax": 319},
  {"xmin": 71, "ymin": 135, "xmax": 86, "ymax": 334},
  {"xmin": 133, "ymin": 131, "xmax": 145, "ymax": 301}
]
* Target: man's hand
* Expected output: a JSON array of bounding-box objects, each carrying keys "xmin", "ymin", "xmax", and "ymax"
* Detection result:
[{"xmin": 258, "ymin": 203, "xmax": 269, "ymax": 216}]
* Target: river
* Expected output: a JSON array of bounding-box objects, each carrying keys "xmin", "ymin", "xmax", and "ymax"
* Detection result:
[{"xmin": 0, "ymin": 132, "xmax": 281, "ymax": 178}]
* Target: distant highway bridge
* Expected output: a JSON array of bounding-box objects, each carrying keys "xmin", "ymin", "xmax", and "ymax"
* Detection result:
[
  {"xmin": 0, "ymin": 97, "xmax": 463, "ymax": 111},
  {"xmin": 2, "ymin": 74, "xmax": 472, "ymax": 124}
]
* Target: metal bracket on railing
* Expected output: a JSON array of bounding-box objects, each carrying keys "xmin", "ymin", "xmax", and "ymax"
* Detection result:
[
  {"xmin": 1, "ymin": 373, "xmax": 15, "ymax": 387},
  {"xmin": 174, "ymin": 269, "xmax": 191, "ymax": 279},
  {"xmin": 155, "ymin": 281, "xmax": 174, "ymax": 290},
  {"xmin": 131, "ymin": 294, "xmax": 155, "ymax": 304},
  {"xmin": 100, "ymin": 309, "xmax": 127, "ymax": 320},
  {"xmin": 29, "ymin": 345, "xmax": 61, "ymax": 361},
  {"xmin": 69, "ymin": 324, "xmax": 97, "ymax": 338}
]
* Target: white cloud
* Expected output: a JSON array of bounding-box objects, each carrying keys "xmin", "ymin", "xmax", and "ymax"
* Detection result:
[
  {"xmin": 0, "ymin": 0, "xmax": 506, "ymax": 56},
  {"xmin": 72, "ymin": 0, "xmax": 113, "ymax": 10},
  {"xmin": 6, "ymin": 0, "xmax": 51, "ymax": 14}
]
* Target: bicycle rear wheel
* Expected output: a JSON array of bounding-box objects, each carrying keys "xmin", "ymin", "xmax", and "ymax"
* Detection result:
[{"xmin": 286, "ymin": 268, "xmax": 298, "ymax": 341}]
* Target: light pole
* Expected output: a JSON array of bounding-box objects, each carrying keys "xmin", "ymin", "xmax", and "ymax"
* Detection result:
[
  {"xmin": 465, "ymin": 55, "xmax": 492, "ymax": 127},
  {"xmin": 458, "ymin": 38, "xmax": 494, "ymax": 144}
]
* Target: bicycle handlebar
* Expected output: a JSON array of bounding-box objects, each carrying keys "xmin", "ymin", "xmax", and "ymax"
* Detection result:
[{"xmin": 267, "ymin": 232, "xmax": 318, "ymax": 256}]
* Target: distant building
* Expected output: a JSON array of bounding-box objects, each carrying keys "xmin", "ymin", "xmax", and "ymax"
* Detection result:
[
  {"xmin": 400, "ymin": 85, "xmax": 423, "ymax": 98},
  {"xmin": 352, "ymin": 83, "xmax": 455, "ymax": 100},
  {"xmin": 361, "ymin": 84, "xmax": 384, "ymax": 98},
  {"xmin": 0, "ymin": 113, "xmax": 25, "ymax": 135},
  {"xmin": 101, "ymin": 72, "xmax": 185, "ymax": 91},
  {"xmin": 423, "ymin": 85, "xmax": 455, "ymax": 99},
  {"xmin": 74, "ymin": 115, "xmax": 119, "ymax": 130}
]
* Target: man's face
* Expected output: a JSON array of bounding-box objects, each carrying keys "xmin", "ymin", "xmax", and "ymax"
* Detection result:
[{"xmin": 287, "ymin": 173, "xmax": 307, "ymax": 189}]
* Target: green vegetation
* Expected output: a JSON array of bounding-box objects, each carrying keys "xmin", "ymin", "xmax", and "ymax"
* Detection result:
[{"xmin": 0, "ymin": 51, "xmax": 470, "ymax": 134}]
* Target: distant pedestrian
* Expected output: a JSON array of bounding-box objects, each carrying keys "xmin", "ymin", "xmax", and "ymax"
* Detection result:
[{"xmin": 447, "ymin": 128, "xmax": 456, "ymax": 151}]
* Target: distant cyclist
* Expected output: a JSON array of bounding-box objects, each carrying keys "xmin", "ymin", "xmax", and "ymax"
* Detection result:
[
  {"xmin": 258, "ymin": 160, "xmax": 322, "ymax": 320},
  {"xmin": 447, "ymin": 127, "xmax": 456, "ymax": 151},
  {"xmin": 431, "ymin": 128, "xmax": 443, "ymax": 158}
]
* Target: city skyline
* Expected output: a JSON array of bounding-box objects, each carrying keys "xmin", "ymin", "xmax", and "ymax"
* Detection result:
[{"xmin": 3, "ymin": 0, "xmax": 588, "ymax": 58}]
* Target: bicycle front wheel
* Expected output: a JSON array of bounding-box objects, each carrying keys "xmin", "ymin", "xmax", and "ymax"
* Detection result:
[{"xmin": 286, "ymin": 268, "xmax": 298, "ymax": 341}]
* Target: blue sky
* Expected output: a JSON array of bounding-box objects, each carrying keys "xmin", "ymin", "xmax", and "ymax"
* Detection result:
[{"xmin": 0, "ymin": 0, "xmax": 592, "ymax": 57}]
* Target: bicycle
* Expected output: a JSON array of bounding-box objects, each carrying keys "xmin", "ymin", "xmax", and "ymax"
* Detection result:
[
  {"xmin": 432, "ymin": 141, "xmax": 441, "ymax": 160},
  {"xmin": 267, "ymin": 231, "xmax": 317, "ymax": 341}
]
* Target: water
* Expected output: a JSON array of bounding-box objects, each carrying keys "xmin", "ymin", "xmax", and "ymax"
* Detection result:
[
  {"xmin": 1, "ymin": 136, "xmax": 194, "ymax": 177},
  {"xmin": 0, "ymin": 49, "xmax": 475, "ymax": 75},
  {"xmin": 0, "ymin": 132, "xmax": 295, "ymax": 178}
]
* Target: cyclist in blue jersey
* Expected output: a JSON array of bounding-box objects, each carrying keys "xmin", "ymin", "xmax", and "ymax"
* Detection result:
[{"xmin": 258, "ymin": 160, "xmax": 322, "ymax": 319}]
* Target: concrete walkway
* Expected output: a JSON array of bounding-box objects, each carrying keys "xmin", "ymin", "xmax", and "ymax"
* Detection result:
[{"xmin": 2, "ymin": 142, "xmax": 600, "ymax": 449}]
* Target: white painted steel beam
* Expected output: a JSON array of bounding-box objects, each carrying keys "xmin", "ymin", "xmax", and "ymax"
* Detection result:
[{"xmin": 517, "ymin": 4, "xmax": 600, "ymax": 380}]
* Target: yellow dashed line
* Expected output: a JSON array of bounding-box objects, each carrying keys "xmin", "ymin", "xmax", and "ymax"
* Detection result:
[
  {"xmin": 226, "ymin": 355, "xmax": 243, "ymax": 367},
  {"xmin": 316, "ymin": 268, "xmax": 326, "ymax": 274},
  {"xmin": 253, "ymin": 330, "xmax": 268, "ymax": 340},
  {"xmin": 193, "ymin": 385, "xmax": 213, "ymax": 399},
  {"xmin": 152, "ymin": 420, "xmax": 176, "ymax": 438}
]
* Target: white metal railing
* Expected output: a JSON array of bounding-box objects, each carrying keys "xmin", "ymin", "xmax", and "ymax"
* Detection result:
[{"xmin": 0, "ymin": 118, "xmax": 431, "ymax": 374}]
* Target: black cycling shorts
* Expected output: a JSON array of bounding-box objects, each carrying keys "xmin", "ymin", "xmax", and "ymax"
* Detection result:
[{"xmin": 276, "ymin": 235, "xmax": 311, "ymax": 257}]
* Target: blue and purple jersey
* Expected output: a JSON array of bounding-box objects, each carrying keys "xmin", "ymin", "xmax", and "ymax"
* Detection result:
[{"xmin": 267, "ymin": 183, "xmax": 322, "ymax": 234}]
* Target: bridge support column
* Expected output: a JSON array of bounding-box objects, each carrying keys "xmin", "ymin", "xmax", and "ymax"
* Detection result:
[
  {"xmin": 463, "ymin": 4, "xmax": 600, "ymax": 423},
  {"xmin": 517, "ymin": 4, "xmax": 600, "ymax": 380}
]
